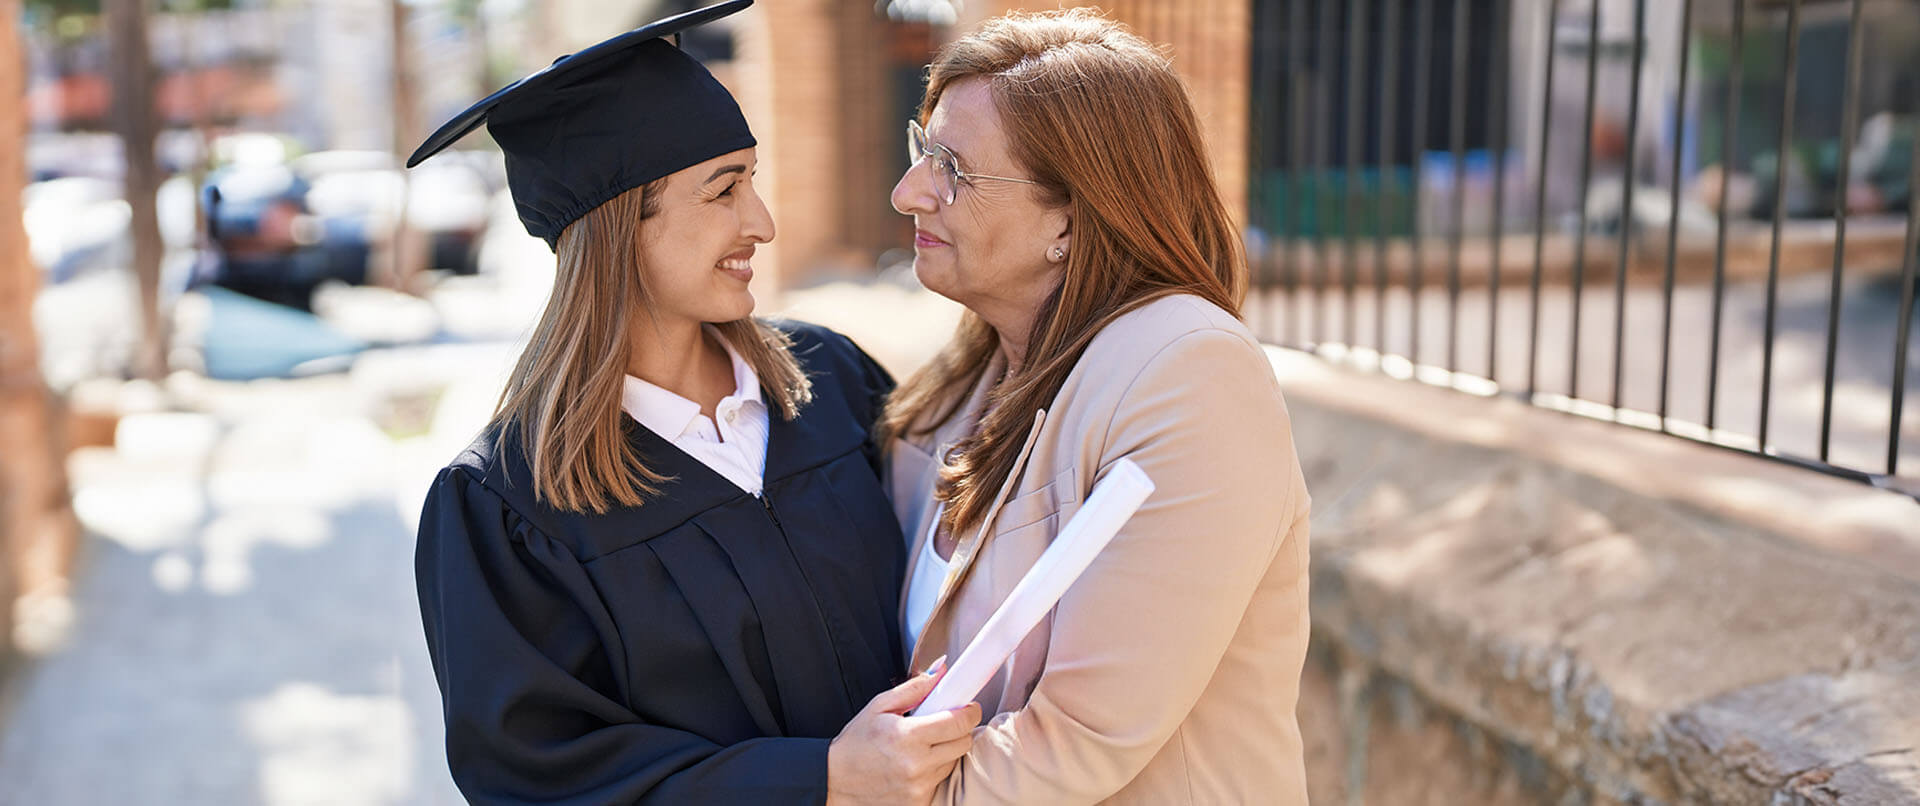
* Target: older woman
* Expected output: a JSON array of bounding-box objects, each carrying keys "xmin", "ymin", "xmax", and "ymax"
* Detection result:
[{"xmin": 884, "ymin": 9, "xmax": 1311, "ymax": 804}]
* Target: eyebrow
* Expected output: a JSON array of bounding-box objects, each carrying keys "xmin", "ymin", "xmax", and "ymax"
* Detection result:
[
  {"xmin": 927, "ymin": 130, "xmax": 966, "ymax": 164},
  {"xmin": 702, "ymin": 164, "xmax": 748, "ymax": 185}
]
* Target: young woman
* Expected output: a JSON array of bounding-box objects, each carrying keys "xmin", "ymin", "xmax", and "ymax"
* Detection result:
[{"xmin": 410, "ymin": 3, "xmax": 978, "ymax": 803}]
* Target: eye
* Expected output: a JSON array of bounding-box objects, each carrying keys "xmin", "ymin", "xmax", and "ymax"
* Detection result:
[
  {"xmin": 715, "ymin": 182, "xmax": 738, "ymax": 199},
  {"xmin": 935, "ymin": 153, "xmax": 962, "ymax": 180}
]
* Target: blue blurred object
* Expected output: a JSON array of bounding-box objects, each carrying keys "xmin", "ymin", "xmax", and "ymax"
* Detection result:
[
  {"xmin": 202, "ymin": 162, "xmax": 336, "ymax": 308},
  {"xmin": 199, "ymin": 286, "xmax": 366, "ymax": 380}
]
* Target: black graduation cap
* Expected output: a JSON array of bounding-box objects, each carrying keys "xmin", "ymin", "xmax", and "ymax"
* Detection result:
[{"xmin": 406, "ymin": 0, "xmax": 756, "ymax": 250}]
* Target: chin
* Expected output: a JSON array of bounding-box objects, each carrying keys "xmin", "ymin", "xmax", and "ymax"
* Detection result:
[
  {"xmin": 912, "ymin": 258, "xmax": 962, "ymax": 303},
  {"xmin": 713, "ymin": 291, "xmax": 756, "ymax": 322}
]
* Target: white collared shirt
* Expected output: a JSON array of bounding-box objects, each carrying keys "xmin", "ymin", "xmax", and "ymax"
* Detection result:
[{"xmin": 619, "ymin": 326, "xmax": 770, "ymax": 496}]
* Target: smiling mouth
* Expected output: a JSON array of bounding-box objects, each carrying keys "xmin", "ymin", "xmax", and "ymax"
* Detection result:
[
  {"xmin": 717, "ymin": 248, "xmax": 754, "ymax": 272},
  {"xmin": 915, "ymin": 229, "xmax": 949, "ymax": 247}
]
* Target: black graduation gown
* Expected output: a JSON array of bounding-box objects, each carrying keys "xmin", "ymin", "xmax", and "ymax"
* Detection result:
[{"xmin": 415, "ymin": 323, "xmax": 907, "ymax": 805}]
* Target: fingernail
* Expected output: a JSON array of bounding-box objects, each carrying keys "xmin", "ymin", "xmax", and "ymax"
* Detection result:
[{"xmin": 924, "ymin": 655, "xmax": 948, "ymax": 676}]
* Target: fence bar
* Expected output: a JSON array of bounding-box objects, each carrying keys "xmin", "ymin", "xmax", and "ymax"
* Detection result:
[
  {"xmin": 1818, "ymin": 0, "xmax": 1865, "ymax": 462},
  {"xmin": 1485, "ymin": 0, "xmax": 1510, "ymax": 383},
  {"xmin": 1758, "ymin": 0, "xmax": 1803, "ymax": 452},
  {"xmin": 1609, "ymin": 0, "xmax": 1646, "ymax": 414},
  {"xmin": 1343, "ymin": 0, "xmax": 1367, "ymax": 349},
  {"xmin": 1409, "ymin": 0, "xmax": 1434, "ymax": 364},
  {"xmin": 1254, "ymin": 0, "xmax": 1283, "ymax": 343},
  {"xmin": 1286, "ymin": 0, "xmax": 1307, "ymax": 347},
  {"xmin": 1568, "ymin": 0, "xmax": 1602, "ymax": 400},
  {"xmin": 1445, "ymin": 0, "xmax": 1470, "ymax": 373},
  {"xmin": 1707, "ymin": 0, "xmax": 1743, "ymax": 432},
  {"xmin": 1659, "ymin": 0, "xmax": 1694, "ymax": 428},
  {"xmin": 1528, "ymin": 0, "xmax": 1562, "ymax": 398},
  {"xmin": 1310, "ymin": 0, "xmax": 1331, "ymax": 346},
  {"xmin": 1375, "ymin": 0, "xmax": 1400, "ymax": 357},
  {"xmin": 1889, "ymin": 117, "xmax": 1920, "ymax": 476}
]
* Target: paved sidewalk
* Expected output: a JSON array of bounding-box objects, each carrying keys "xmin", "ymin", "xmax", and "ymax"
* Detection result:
[{"xmin": 0, "ymin": 342, "xmax": 517, "ymax": 805}]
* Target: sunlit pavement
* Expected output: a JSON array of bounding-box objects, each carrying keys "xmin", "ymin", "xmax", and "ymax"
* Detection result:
[
  {"xmin": 0, "ymin": 248, "xmax": 963, "ymax": 804},
  {"xmin": 0, "ymin": 340, "xmax": 519, "ymax": 805}
]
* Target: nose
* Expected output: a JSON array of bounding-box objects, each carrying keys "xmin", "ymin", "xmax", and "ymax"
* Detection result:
[
  {"xmin": 891, "ymin": 158, "xmax": 938, "ymax": 217},
  {"xmin": 741, "ymin": 181, "xmax": 775, "ymax": 244}
]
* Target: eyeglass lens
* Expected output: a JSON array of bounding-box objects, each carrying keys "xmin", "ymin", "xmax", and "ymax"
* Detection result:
[{"xmin": 907, "ymin": 120, "xmax": 957, "ymax": 204}]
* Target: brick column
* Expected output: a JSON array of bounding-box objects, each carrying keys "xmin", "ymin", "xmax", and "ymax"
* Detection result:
[{"xmin": 732, "ymin": 1, "xmax": 897, "ymax": 294}]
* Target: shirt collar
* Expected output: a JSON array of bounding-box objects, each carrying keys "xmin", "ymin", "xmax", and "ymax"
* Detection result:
[{"xmin": 620, "ymin": 324, "xmax": 763, "ymax": 439}]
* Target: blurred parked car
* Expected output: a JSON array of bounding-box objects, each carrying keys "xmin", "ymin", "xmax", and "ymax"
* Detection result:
[
  {"xmin": 294, "ymin": 149, "xmax": 490, "ymax": 278},
  {"xmin": 203, "ymin": 161, "xmax": 334, "ymax": 309},
  {"xmin": 203, "ymin": 147, "xmax": 494, "ymax": 309},
  {"xmin": 22, "ymin": 174, "xmax": 199, "ymax": 286},
  {"xmin": 22, "ymin": 176, "xmax": 129, "ymax": 284}
]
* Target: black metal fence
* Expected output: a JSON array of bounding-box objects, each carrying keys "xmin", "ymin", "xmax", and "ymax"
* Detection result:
[{"xmin": 1249, "ymin": 0, "xmax": 1920, "ymax": 499}]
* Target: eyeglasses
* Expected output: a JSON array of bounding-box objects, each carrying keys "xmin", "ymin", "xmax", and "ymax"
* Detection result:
[{"xmin": 906, "ymin": 118, "xmax": 1037, "ymax": 206}]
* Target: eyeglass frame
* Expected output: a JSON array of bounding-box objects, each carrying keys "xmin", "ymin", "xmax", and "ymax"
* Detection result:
[{"xmin": 906, "ymin": 118, "xmax": 1038, "ymax": 205}]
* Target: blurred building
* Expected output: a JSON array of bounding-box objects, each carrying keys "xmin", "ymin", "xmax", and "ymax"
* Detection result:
[
  {"xmin": 721, "ymin": 0, "xmax": 1251, "ymax": 289},
  {"xmin": 21, "ymin": 1, "xmax": 492, "ymax": 170}
]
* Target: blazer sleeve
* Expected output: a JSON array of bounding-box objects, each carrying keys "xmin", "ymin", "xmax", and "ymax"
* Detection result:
[
  {"xmin": 415, "ymin": 468, "xmax": 831, "ymax": 805},
  {"xmin": 936, "ymin": 329, "xmax": 1311, "ymax": 805}
]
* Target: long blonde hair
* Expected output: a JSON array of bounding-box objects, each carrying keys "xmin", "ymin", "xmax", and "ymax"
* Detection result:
[
  {"xmin": 880, "ymin": 9, "xmax": 1246, "ymax": 535},
  {"xmin": 493, "ymin": 181, "xmax": 812, "ymax": 514}
]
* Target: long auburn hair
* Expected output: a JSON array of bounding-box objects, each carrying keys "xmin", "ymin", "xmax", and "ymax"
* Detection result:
[
  {"xmin": 880, "ymin": 8, "xmax": 1247, "ymax": 536},
  {"xmin": 492, "ymin": 181, "xmax": 812, "ymax": 514}
]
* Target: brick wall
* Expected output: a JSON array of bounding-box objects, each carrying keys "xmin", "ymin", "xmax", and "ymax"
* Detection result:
[
  {"xmin": 960, "ymin": 0, "xmax": 1251, "ymax": 228},
  {"xmin": 732, "ymin": 1, "xmax": 904, "ymax": 293}
]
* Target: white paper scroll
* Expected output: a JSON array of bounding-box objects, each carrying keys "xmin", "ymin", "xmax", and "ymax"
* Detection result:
[{"xmin": 911, "ymin": 458, "xmax": 1155, "ymax": 716}]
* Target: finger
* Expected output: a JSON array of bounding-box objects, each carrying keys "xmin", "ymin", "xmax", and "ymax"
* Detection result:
[
  {"xmin": 868, "ymin": 666, "xmax": 941, "ymax": 713},
  {"xmin": 901, "ymin": 703, "xmax": 983, "ymax": 743},
  {"xmin": 927, "ymin": 733, "xmax": 974, "ymax": 764}
]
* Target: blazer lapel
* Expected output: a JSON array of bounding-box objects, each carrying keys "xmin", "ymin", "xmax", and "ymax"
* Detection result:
[{"xmin": 907, "ymin": 407, "xmax": 1048, "ymax": 674}]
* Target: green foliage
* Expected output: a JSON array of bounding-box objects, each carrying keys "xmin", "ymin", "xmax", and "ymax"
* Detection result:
[{"xmin": 24, "ymin": 0, "xmax": 238, "ymax": 23}]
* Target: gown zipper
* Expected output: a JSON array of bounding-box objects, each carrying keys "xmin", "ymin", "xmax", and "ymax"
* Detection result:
[{"xmin": 758, "ymin": 491, "xmax": 857, "ymax": 705}]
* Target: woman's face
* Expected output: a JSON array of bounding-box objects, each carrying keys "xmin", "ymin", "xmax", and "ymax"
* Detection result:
[
  {"xmin": 638, "ymin": 147, "xmax": 774, "ymax": 328},
  {"xmin": 890, "ymin": 79, "xmax": 1069, "ymax": 331}
]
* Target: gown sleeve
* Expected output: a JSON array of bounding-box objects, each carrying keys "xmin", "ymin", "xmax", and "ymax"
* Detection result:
[{"xmin": 415, "ymin": 466, "xmax": 830, "ymax": 805}]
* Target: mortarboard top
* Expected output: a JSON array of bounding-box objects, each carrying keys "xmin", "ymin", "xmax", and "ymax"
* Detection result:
[{"xmin": 407, "ymin": 0, "xmax": 755, "ymax": 250}]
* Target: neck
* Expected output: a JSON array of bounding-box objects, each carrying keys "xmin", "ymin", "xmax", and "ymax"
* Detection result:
[
  {"xmin": 976, "ymin": 301, "xmax": 1037, "ymax": 376},
  {"xmin": 994, "ymin": 330, "xmax": 1027, "ymax": 376},
  {"xmin": 626, "ymin": 317, "xmax": 732, "ymax": 414}
]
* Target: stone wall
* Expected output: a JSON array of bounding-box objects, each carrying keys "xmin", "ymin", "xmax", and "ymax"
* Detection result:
[{"xmin": 1273, "ymin": 347, "xmax": 1920, "ymax": 805}]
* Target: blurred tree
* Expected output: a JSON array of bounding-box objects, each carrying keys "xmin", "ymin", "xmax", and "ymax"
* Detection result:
[
  {"xmin": 105, "ymin": 0, "xmax": 166, "ymax": 377},
  {"xmin": 0, "ymin": 0, "xmax": 81, "ymax": 657},
  {"xmin": 23, "ymin": 0, "xmax": 99, "ymax": 18},
  {"xmin": 448, "ymin": 0, "xmax": 502, "ymax": 95},
  {"xmin": 387, "ymin": 0, "xmax": 428, "ymax": 291}
]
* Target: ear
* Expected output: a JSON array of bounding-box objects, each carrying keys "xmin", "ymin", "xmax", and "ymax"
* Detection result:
[{"xmin": 1045, "ymin": 204, "xmax": 1073, "ymax": 262}]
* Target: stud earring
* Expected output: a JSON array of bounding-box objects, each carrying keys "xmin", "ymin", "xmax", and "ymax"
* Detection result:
[{"xmin": 1051, "ymin": 246, "xmax": 1066, "ymax": 261}]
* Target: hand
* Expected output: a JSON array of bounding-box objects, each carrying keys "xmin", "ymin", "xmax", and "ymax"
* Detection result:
[{"xmin": 826, "ymin": 659, "xmax": 983, "ymax": 806}]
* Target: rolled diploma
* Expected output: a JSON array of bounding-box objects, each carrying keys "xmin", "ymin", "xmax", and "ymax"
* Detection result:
[{"xmin": 911, "ymin": 457, "xmax": 1155, "ymax": 716}]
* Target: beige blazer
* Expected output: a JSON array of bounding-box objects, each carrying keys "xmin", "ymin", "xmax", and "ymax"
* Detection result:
[{"xmin": 888, "ymin": 294, "xmax": 1311, "ymax": 805}]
